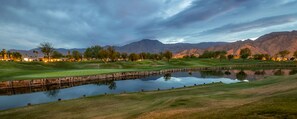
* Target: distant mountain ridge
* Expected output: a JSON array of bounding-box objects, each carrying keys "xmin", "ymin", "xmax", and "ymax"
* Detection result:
[
  {"xmin": 207, "ymin": 30, "xmax": 297, "ymax": 56},
  {"xmin": 9, "ymin": 39, "xmax": 227, "ymax": 57},
  {"xmin": 9, "ymin": 30, "xmax": 297, "ymax": 58},
  {"xmin": 114, "ymin": 39, "xmax": 227, "ymax": 53},
  {"xmin": 175, "ymin": 30, "xmax": 297, "ymax": 58}
]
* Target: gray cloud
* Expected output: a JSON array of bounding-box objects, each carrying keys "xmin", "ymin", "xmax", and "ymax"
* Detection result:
[
  {"xmin": 161, "ymin": 0, "xmax": 248, "ymax": 28},
  {"xmin": 202, "ymin": 13, "xmax": 297, "ymax": 35},
  {"xmin": 0, "ymin": 0, "xmax": 297, "ymax": 49}
]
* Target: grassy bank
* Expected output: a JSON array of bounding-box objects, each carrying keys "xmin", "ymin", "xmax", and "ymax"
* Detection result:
[
  {"xmin": 0, "ymin": 74, "xmax": 296, "ymax": 118},
  {"xmin": 0, "ymin": 58, "xmax": 296, "ymax": 81}
]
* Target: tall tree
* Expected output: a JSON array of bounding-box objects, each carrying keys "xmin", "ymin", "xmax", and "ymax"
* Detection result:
[
  {"xmin": 139, "ymin": 52, "xmax": 148, "ymax": 60},
  {"xmin": 99, "ymin": 49, "xmax": 109, "ymax": 63},
  {"xmin": 121, "ymin": 53, "xmax": 128, "ymax": 61},
  {"xmin": 11, "ymin": 52, "xmax": 22, "ymax": 61},
  {"xmin": 52, "ymin": 51, "xmax": 63, "ymax": 59},
  {"xmin": 240, "ymin": 48, "xmax": 251, "ymax": 61},
  {"xmin": 84, "ymin": 45, "xmax": 102, "ymax": 60},
  {"xmin": 107, "ymin": 46, "xmax": 118, "ymax": 62},
  {"xmin": 217, "ymin": 51, "xmax": 227, "ymax": 61},
  {"xmin": 33, "ymin": 50, "xmax": 39, "ymax": 59},
  {"xmin": 7, "ymin": 51, "xmax": 11, "ymax": 59},
  {"xmin": 66, "ymin": 50, "xmax": 72, "ymax": 60},
  {"xmin": 278, "ymin": 50, "xmax": 290, "ymax": 59},
  {"xmin": 1, "ymin": 49, "xmax": 7, "ymax": 60},
  {"xmin": 39, "ymin": 42, "xmax": 54, "ymax": 61},
  {"xmin": 151, "ymin": 54, "xmax": 161, "ymax": 60},
  {"xmin": 163, "ymin": 51, "xmax": 173, "ymax": 61},
  {"xmin": 129, "ymin": 53, "xmax": 139, "ymax": 61},
  {"xmin": 227, "ymin": 54, "xmax": 234, "ymax": 61},
  {"xmin": 72, "ymin": 50, "xmax": 82, "ymax": 61}
]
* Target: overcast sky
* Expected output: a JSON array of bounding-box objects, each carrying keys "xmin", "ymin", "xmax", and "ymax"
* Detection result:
[{"xmin": 1, "ymin": 0, "xmax": 297, "ymax": 50}]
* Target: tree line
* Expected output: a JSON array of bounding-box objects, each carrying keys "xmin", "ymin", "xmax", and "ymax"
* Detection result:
[
  {"xmin": 0, "ymin": 49, "xmax": 22, "ymax": 61},
  {"xmin": 38, "ymin": 42, "xmax": 173, "ymax": 62},
  {"xmin": 186, "ymin": 48, "xmax": 297, "ymax": 61},
  {"xmin": 2, "ymin": 42, "xmax": 297, "ymax": 62}
]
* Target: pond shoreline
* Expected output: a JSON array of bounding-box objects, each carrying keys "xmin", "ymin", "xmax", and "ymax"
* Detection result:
[{"xmin": 1, "ymin": 64, "xmax": 296, "ymax": 90}]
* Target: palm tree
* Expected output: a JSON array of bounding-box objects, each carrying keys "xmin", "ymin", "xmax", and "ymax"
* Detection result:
[
  {"xmin": 7, "ymin": 51, "xmax": 11, "ymax": 60},
  {"xmin": 33, "ymin": 50, "xmax": 39, "ymax": 61},
  {"xmin": 1, "ymin": 49, "xmax": 7, "ymax": 60},
  {"xmin": 39, "ymin": 42, "xmax": 54, "ymax": 61}
]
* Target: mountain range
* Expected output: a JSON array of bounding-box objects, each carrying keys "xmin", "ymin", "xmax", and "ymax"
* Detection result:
[
  {"xmin": 113, "ymin": 39, "xmax": 227, "ymax": 53},
  {"xmin": 9, "ymin": 40, "xmax": 227, "ymax": 57},
  {"xmin": 8, "ymin": 30, "xmax": 297, "ymax": 58},
  {"xmin": 175, "ymin": 30, "xmax": 297, "ymax": 58}
]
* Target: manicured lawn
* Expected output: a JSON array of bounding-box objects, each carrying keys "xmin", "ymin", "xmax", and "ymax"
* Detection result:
[
  {"xmin": 0, "ymin": 58, "xmax": 296, "ymax": 81},
  {"xmin": 0, "ymin": 74, "xmax": 296, "ymax": 118}
]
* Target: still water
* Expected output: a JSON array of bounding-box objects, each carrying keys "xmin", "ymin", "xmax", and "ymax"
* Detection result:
[{"xmin": 0, "ymin": 69, "xmax": 295, "ymax": 110}]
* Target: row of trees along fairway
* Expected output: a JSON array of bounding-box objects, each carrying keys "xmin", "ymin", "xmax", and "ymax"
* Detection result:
[
  {"xmin": 2, "ymin": 42, "xmax": 296, "ymax": 62},
  {"xmin": 0, "ymin": 49, "xmax": 22, "ymax": 61},
  {"xmin": 191, "ymin": 48, "xmax": 297, "ymax": 61},
  {"xmin": 36, "ymin": 42, "xmax": 173, "ymax": 62},
  {"xmin": 84, "ymin": 45, "xmax": 173, "ymax": 62}
]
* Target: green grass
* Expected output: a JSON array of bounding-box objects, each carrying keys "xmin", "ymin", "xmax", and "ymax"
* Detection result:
[
  {"xmin": 0, "ymin": 74, "xmax": 296, "ymax": 119},
  {"xmin": 0, "ymin": 58, "xmax": 296, "ymax": 81}
]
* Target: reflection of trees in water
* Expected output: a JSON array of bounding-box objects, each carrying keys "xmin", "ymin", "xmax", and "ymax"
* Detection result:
[
  {"xmin": 108, "ymin": 82, "xmax": 116, "ymax": 90},
  {"xmin": 274, "ymin": 69, "xmax": 284, "ymax": 76},
  {"xmin": 236, "ymin": 70, "xmax": 247, "ymax": 80},
  {"xmin": 224, "ymin": 71, "xmax": 231, "ymax": 75},
  {"xmin": 188, "ymin": 72, "xmax": 192, "ymax": 75},
  {"xmin": 255, "ymin": 70, "xmax": 266, "ymax": 75},
  {"xmin": 163, "ymin": 73, "xmax": 172, "ymax": 81},
  {"xmin": 44, "ymin": 89, "xmax": 60, "ymax": 98},
  {"xmin": 96, "ymin": 80, "xmax": 117, "ymax": 90},
  {"xmin": 200, "ymin": 70, "xmax": 224, "ymax": 78},
  {"xmin": 289, "ymin": 70, "xmax": 297, "ymax": 75}
]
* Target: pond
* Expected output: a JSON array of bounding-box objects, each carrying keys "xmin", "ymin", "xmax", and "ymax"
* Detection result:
[{"xmin": 0, "ymin": 69, "xmax": 296, "ymax": 110}]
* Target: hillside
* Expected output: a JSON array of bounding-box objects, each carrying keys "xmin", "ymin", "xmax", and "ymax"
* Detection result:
[
  {"xmin": 173, "ymin": 49, "xmax": 204, "ymax": 58},
  {"xmin": 115, "ymin": 39, "xmax": 226, "ymax": 53},
  {"xmin": 8, "ymin": 30, "xmax": 297, "ymax": 58},
  {"xmin": 8, "ymin": 40, "xmax": 226, "ymax": 57},
  {"xmin": 175, "ymin": 30, "xmax": 297, "ymax": 57},
  {"xmin": 207, "ymin": 30, "xmax": 297, "ymax": 56}
]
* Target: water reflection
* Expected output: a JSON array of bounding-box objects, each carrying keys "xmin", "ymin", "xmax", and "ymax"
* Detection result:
[
  {"xmin": 274, "ymin": 69, "xmax": 284, "ymax": 76},
  {"xmin": 224, "ymin": 71, "xmax": 231, "ymax": 75},
  {"xmin": 236, "ymin": 70, "xmax": 247, "ymax": 80},
  {"xmin": 2, "ymin": 69, "xmax": 297, "ymax": 96},
  {"xmin": 1, "ymin": 69, "xmax": 297, "ymax": 110},
  {"xmin": 44, "ymin": 89, "xmax": 60, "ymax": 98},
  {"xmin": 163, "ymin": 73, "xmax": 172, "ymax": 81},
  {"xmin": 289, "ymin": 70, "xmax": 297, "ymax": 75},
  {"xmin": 254, "ymin": 70, "xmax": 265, "ymax": 75},
  {"xmin": 95, "ymin": 80, "xmax": 117, "ymax": 90},
  {"xmin": 200, "ymin": 70, "xmax": 224, "ymax": 78}
]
